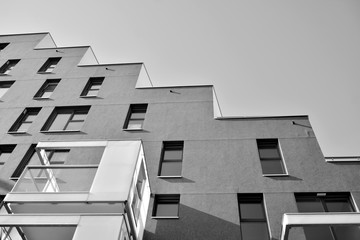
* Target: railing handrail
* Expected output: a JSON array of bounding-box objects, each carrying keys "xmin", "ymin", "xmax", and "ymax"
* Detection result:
[{"xmin": 26, "ymin": 165, "xmax": 99, "ymax": 169}]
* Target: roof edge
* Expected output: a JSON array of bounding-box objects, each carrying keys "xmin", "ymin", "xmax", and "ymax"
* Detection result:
[{"xmin": 215, "ymin": 115, "xmax": 309, "ymax": 120}]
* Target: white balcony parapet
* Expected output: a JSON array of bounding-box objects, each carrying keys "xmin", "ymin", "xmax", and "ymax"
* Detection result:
[
  {"xmin": 0, "ymin": 214, "xmax": 130, "ymax": 240},
  {"xmin": 325, "ymin": 156, "xmax": 360, "ymax": 162},
  {"xmin": 280, "ymin": 213, "xmax": 360, "ymax": 240}
]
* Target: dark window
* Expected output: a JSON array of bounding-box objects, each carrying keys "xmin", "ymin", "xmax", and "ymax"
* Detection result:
[
  {"xmin": 38, "ymin": 57, "xmax": 61, "ymax": 73},
  {"xmin": 41, "ymin": 106, "xmax": 90, "ymax": 131},
  {"xmin": 0, "ymin": 43, "xmax": 9, "ymax": 51},
  {"xmin": 9, "ymin": 108, "xmax": 41, "ymax": 133},
  {"xmin": 131, "ymin": 162, "xmax": 147, "ymax": 222},
  {"xmin": 11, "ymin": 145, "xmax": 69, "ymax": 179},
  {"xmin": 238, "ymin": 194, "xmax": 270, "ymax": 240},
  {"xmin": 153, "ymin": 195, "xmax": 180, "ymax": 218},
  {"xmin": 34, "ymin": 79, "xmax": 60, "ymax": 99},
  {"xmin": 0, "ymin": 59, "xmax": 20, "ymax": 75},
  {"xmin": 0, "ymin": 145, "xmax": 16, "ymax": 169},
  {"xmin": 295, "ymin": 193, "xmax": 360, "ymax": 240},
  {"xmin": 123, "ymin": 104, "xmax": 147, "ymax": 130},
  {"xmin": 0, "ymin": 81, "xmax": 14, "ymax": 98},
  {"xmin": 257, "ymin": 139, "xmax": 286, "ymax": 175},
  {"xmin": 80, "ymin": 77, "xmax": 104, "ymax": 97},
  {"xmin": 158, "ymin": 141, "xmax": 184, "ymax": 177}
]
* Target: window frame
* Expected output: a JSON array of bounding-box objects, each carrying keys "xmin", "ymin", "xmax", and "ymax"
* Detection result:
[
  {"xmin": 152, "ymin": 194, "xmax": 180, "ymax": 219},
  {"xmin": 0, "ymin": 59, "xmax": 20, "ymax": 75},
  {"xmin": 80, "ymin": 77, "xmax": 104, "ymax": 98},
  {"xmin": 33, "ymin": 79, "xmax": 60, "ymax": 99},
  {"xmin": 11, "ymin": 144, "xmax": 37, "ymax": 180},
  {"xmin": 41, "ymin": 106, "xmax": 90, "ymax": 132},
  {"xmin": 37, "ymin": 57, "xmax": 61, "ymax": 73},
  {"xmin": 158, "ymin": 141, "xmax": 184, "ymax": 178},
  {"xmin": 123, "ymin": 104, "xmax": 148, "ymax": 130},
  {"xmin": 256, "ymin": 139, "xmax": 288, "ymax": 176},
  {"xmin": 238, "ymin": 193, "xmax": 270, "ymax": 240},
  {"xmin": 0, "ymin": 145, "xmax": 16, "ymax": 169},
  {"xmin": 0, "ymin": 43, "xmax": 9, "ymax": 52},
  {"xmin": 0, "ymin": 81, "xmax": 15, "ymax": 99},
  {"xmin": 8, "ymin": 108, "xmax": 41, "ymax": 134}
]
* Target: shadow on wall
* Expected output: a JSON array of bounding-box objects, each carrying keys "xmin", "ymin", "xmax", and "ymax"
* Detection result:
[{"xmin": 144, "ymin": 204, "xmax": 241, "ymax": 240}]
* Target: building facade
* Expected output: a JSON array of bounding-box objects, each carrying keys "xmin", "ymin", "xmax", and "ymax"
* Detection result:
[{"xmin": 0, "ymin": 32, "xmax": 359, "ymax": 240}]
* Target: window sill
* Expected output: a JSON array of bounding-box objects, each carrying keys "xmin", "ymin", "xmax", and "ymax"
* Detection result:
[
  {"xmin": 123, "ymin": 128, "xmax": 144, "ymax": 131},
  {"xmin": 0, "ymin": 73, "xmax": 9, "ymax": 76},
  {"xmin": 40, "ymin": 130, "xmax": 81, "ymax": 133},
  {"xmin": 80, "ymin": 95, "xmax": 99, "ymax": 98},
  {"xmin": 8, "ymin": 131, "xmax": 27, "ymax": 134},
  {"xmin": 263, "ymin": 173, "xmax": 289, "ymax": 177},
  {"xmin": 158, "ymin": 176, "xmax": 182, "ymax": 179},
  {"xmin": 33, "ymin": 97, "xmax": 51, "ymax": 100},
  {"xmin": 151, "ymin": 216, "xmax": 179, "ymax": 219},
  {"xmin": 37, "ymin": 72, "xmax": 53, "ymax": 74}
]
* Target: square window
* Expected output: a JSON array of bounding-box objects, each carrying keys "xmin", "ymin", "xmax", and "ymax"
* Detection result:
[
  {"xmin": 257, "ymin": 139, "xmax": 286, "ymax": 175},
  {"xmin": 41, "ymin": 106, "xmax": 90, "ymax": 132},
  {"xmin": 0, "ymin": 59, "xmax": 20, "ymax": 75},
  {"xmin": 153, "ymin": 195, "xmax": 180, "ymax": 218},
  {"xmin": 80, "ymin": 77, "xmax": 104, "ymax": 97},
  {"xmin": 38, "ymin": 57, "xmax": 61, "ymax": 73},
  {"xmin": 123, "ymin": 104, "xmax": 148, "ymax": 130},
  {"xmin": 8, "ymin": 108, "xmax": 41, "ymax": 133},
  {"xmin": 0, "ymin": 43, "xmax": 9, "ymax": 52},
  {"xmin": 0, "ymin": 81, "xmax": 14, "ymax": 98},
  {"xmin": 159, "ymin": 141, "xmax": 184, "ymax": 177},
  {"xmin": 34, "ymin": 79, "xmax": 60, "ymax": 99},
  {"xmin": 0, "ymin": 145, "xmax": 16, "ymax": 170},
  {"xmin": 238, "ymin": 194, "xmax": 270, "ymax": 240}
]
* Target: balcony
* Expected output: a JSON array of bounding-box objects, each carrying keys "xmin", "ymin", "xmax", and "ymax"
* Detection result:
[
  {"xmin": 281, "ymin": 213, "xmax": 360, "ymax": 240},
  {"xmin": 1, "ymin": 140, "xmax": 151, "ymax": 240},
  {"xmin": 0, "ymin": 214, "xmax": 130, "ymax": 240}
]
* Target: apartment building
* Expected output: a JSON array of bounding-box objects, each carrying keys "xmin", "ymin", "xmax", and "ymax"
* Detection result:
[{"xmin": 0, "ymin": 32, "xmax": 359, "ymax": 240}]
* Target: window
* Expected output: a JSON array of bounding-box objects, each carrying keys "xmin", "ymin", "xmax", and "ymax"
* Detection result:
[
  {"xmin": 238, "ymin": 194, "xmax": 270, "ymax": 240},
  {"xmin": 123, "ymin": 104, "xmax": 147, "ymax": 130},
  {"xmin": 0, "ymin": 43, "xmax": 9, "ymax": 52},
  {"xmin": 0, "ymin": 81, "xmax": 14, "ymax": 98},
  {"xmin": 257, "ymin": 139, "xmax": 286, "ymax": 175},
  {"xmin": 11, "ymin": 145, "xmax": 69, "ymax": 179},
  {"xmin": 80, "ymin": 77, "xmax": 104, "ymax": 97},
  {"xmin": 295, "ymin": 193, "xmax": 360, "ymax": 240},
  {"xmin": 34, "ymin": 79, "xmax": 60, "ymax": 99},
  {"xmin": 8, "ymin": 108, "xmax": 41, "ymax": 133},
  {"xmin": 153, "ymin": 194, "xmax": 180, "ymax": 218},
  {"xmin": 131, "ymin": 162, "xmax": 147, "ymax": 222},
  {"xmin": 158, "ymin": 141, "xmax": 184, "ymax": 177},
  {"xmin": 41, "ymin": 106, "xmax": 90, "ymax": 132},
  {"xmin": 0, "ymin": 59, "xmax": 20, "ymax": 75},
  {"xmin": 0, "ymin": 145, "xmax": 16, "ymax": 170},
  {"xmin": 38, "ymin": 57, "xmax": 61, "ymax": 73}
]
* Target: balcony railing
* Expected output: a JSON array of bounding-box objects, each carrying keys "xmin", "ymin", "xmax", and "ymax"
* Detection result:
[
  {"xmin": 325, "ymin": 156, "xmax": 360, "ymax": 162},
  {"xmin": 12, "ymin": 165, "xmax": 98, "ymax": 193}
]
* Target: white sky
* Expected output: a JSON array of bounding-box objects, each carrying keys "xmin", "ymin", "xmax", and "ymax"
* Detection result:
[{"xmin": 1, "ymin": 0, "xmax": 359, "ymax": 156}]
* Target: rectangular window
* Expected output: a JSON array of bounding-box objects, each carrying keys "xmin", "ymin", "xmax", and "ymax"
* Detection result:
[
  {"xmin": 38, "ymin": 57, "xmax": 61, "ymax": 73},
  {"xmin": 158, "ymin": 141, "xmax": 184, "ymax": 177},
  {"xmin": 0, "ymin": 145, "xmax": 16, "ymax": 170},
  {"xmin": 0, "ymin": 81, "xmax": 14, "ymax": 98},
  {"xmin": 123, "ymin": 104, "xmax": 148, "ymax": 130},
  {"xmin": 8, "ymin": 108, "xmax": 41, "ymax": 133},
  {"xmin": 11, "ymin": 144, "xmax": 37, "ymax": 179},
  {"xmin": 295, "ymin": 193, "xmax": 360, "ymax": 240},
  {"xmin": 131, "ymin": 162, "xmax": 147, "ymax": 222},
  {"xmin": 153, "ymin": 194, "xmax": 180, "ymax": 218},
  {"xmin": 34, "ymin": 79, "xmax": 60, "ymax": 99},
  {"xmin": 0, "ymin": 59, "xmax": 20, "ymax": 75},
  {"xmin": 41, "ymin": 106, "xmax": 90, "ymax": 132},
  {"xmin": 0, "ymin": 43, "xmax": 9, "ymax": 52},
  {"xmin": 257, "ymin": 139, "xmax": 286, "ymax": 175},
  {"xmin": 238, "ymin": 194, "xmax": 270, "ymax": 240},
  {"xmin": 80, "ymin": 77, "xmax": 104, "ymax": 97}
]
